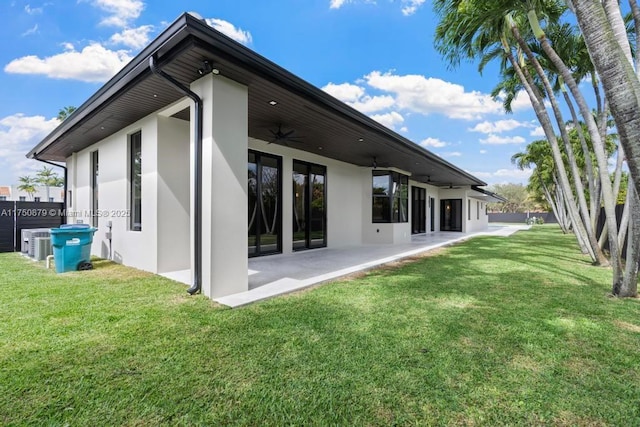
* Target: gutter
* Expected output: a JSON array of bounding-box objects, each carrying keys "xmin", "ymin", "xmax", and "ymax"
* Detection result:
[
  {"xmin": 149, "ymin": 55, "xmax": 202, "ymax": 295},
  {"xmin": 33, "ymin": 158, "xmax": 67, "ymax": 208}
]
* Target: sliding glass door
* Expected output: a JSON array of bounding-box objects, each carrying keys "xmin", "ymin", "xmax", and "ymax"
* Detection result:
[
  {"xmin": 248, "ymin": 151, "xmax": 282, "ymax": 257},
  {"xmin": 440, "ymin": 199, "xmax": 462, "ymax": 232},
  {"xmin": 411, "ymin": 187, "xmax": 426, "ymax": 234},
  {"xmin": 293, "ymin": 160, "xmax": 326, "ymax": 251}
]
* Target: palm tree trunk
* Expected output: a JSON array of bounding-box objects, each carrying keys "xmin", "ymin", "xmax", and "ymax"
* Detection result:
[
  {"xmin": 561, "ymin": 88, "xmax": 598, "ymax": 232},
  {"xmin": 620, "ymin": 186, "xmax": 639, "ymax": 297},
  {"xmin": 527, "ymin": 10, "xmax": 621, "ymax": 283},
  {"xmin": 572, "ymin": 0, "xmax": 640, "ymax": 204},
  {"xmin": 511, "ymin": 23, "xmax": 605, "ymax": 265},
  {"xmin": 630, "ymin": 0, "xmax": 640, "ymax": 72}
]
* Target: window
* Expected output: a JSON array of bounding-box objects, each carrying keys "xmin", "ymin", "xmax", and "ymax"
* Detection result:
[
  {"xmin": 372, "ymin": 171, "xmax": 408, "ymax": 223},
  {"xmin": 129, "ymin": 131, "xmax": 142, "ymax": 231},
  {"xmin": 468, "ymin": 199, "xmax": 471, "ymax": 221},
  {"xmin": 19, "ymin": 196, "xmax": 26, "ymax": 202},
  {"xmin": 49, "ymin": 197, "xmax": 54, "ymax": 203},
  {"xmin": 477, "ymin": 201, "xmax": 480, "ymax": 220},
  {"xmin": 0, "ymin": 196, "xmax": 5, "ymax": 201},
  {"xmin": 34, "ymin": 197, "xmax": 41, "ymax": 202},
  {"xmin": 293, "ymin": 160, "xmax": 326, "ymax": 251},
  {"xmin": 91, "ymin": 151, "xmax": 99, "ymax": 227},
  {"xmin": 248, "ymin": 151, "xmax": 282, "ymax": 256}
]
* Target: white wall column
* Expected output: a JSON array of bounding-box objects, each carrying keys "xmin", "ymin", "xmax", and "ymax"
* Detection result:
[{"xmin": 192, "ymin": 74, "xmax": 248, "ymax": 298}]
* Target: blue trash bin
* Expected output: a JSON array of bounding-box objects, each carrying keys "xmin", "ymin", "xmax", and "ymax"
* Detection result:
[{"xmin": 50, "ymin": 225, "xmax": 97, "ymax": 273}]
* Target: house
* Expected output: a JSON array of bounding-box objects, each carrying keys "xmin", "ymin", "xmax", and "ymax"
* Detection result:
[
  {"xmin": 0, "ymin": 185, "xmax": 64, "ymax": 202},
  {"xmin": 27, "ymin": 12, "xmax": 503, "ymax": 299}
]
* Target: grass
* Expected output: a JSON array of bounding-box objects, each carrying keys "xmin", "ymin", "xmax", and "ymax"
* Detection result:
[{"xmin": 1, "ymin": 225, "xmax": 639, "ymax": 426}]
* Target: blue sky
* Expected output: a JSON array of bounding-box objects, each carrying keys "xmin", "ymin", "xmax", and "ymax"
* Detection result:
[{"xmin": 0, "ymin": 0, "xmax": 542, "ymax": 186}]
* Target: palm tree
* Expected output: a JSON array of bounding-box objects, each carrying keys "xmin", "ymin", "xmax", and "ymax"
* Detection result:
[
  {"xmin": 17, "ymin": 176, "xmax": 36, "ymax": 200},
  {"xmin": 571, "ymin": 0, "xmax": 640, "ymax": 210},
  {"xmin": 523, "ymin": 2, "xmax": 624, "ymax": 287},
  {"xmin": 35, "ymin": 166, "xmax": 63, "ymax": 202},
  {"xmin": 569, "ymin": 0, "xmax": 640, "ymax": 297},
  {"xmin": 57, "ymin": 106, "xmax": 76, "ymax": 122}
]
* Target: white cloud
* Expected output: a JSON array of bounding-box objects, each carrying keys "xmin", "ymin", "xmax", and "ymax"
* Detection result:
[
  {"xmin": 330, "ymin": 0, "xmax": 348, "ymax": 8},
  {"xmin": 25, "ymin": 4, "xmax": 43, "ymax": 14},
  {"xmin": 419, "ymin": 137, "xmax": 448, "ymax": 148},
  {"xmin": 206, "ymin": 18, "xmax": 252, "ymax": 45},
  {"xmin": 469, "ymin": 119, "xmax": 531, "ymax": 134},
  {"xmin": 92, "ymin": 0, "xmax": 144, "ymax": 28},
  {"xmin": 323, "ymin": 82, "xmax": 395, "ymax": 113},
  {"xmin": 0, "ymin": 114, "xmax": 59, "ymax": 184},
  {"xmin": 330, "ymin": 0, "xmax": 422, "ymax": 14},
  {"xmin": 323, "ymin": 82, "xmax": 364, "ymax": 102},
  {"xmin": 371, "ymin": 111, "xmax": 404, "ymax": 129},
  {"xmin": 4, "ymin": 43, "xmax": 132, "ymax": 83},
  {"xmin": 109, "ymin": 25, "xmax": 154, "ymax": 49},
  {"xmin": 480, "ymin": 149, "xmax": 487, "ymax": 154},
  {"xmin": 468, "ymin": 168, "xmax": 532, "ymax": 184},
  {"xmin": 401, "ymin": 0, "xmax": 425, "ymax": 16},
  {"xmin": 508, "ymin": 90, "xmax": 533, "ymax": 112},
  {"xmin": 480, "ymin": 134, "xmax": 526, "ymax": 145},
  {"xmin": 22, "ymin": 24, "xmax": 38, "ymax": 36},
  {"xmin": 443, "ymin": 151, "xmax": 462, "ymax": 157},
  {"xmin": 530, "ymin": 126, "xmax": 545, "ymax": 137},
  {"xmin": 348, "ymin": 95, "xmax": 395, "ymax": 113},
  {"xmin": 365, "ymin": 71, "xmax": 503, "ymax": 120},
  {"xmin": 399, "ymin": 126, "xmax": 408, "ymax": 132}
]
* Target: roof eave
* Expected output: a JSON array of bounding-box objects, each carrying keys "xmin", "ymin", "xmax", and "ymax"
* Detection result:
[{"xmin": 27, "ymin": 13, "xmax": 194, "ymax": 159}]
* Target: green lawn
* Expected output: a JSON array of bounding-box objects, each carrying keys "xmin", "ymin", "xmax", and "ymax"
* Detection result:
[{"xmin": 1, "ymin": 226, "xmax": 639, "ymax": 425}]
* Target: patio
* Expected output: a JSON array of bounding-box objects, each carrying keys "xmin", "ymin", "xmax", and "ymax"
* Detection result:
[{"xmin": 162, "ymin": 224, "xmax": 528, "ymax": 307}]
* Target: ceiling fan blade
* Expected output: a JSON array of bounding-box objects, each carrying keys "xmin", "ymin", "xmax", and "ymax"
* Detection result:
[{"xmin": 282, "ymin": 129, "xmax": 295, "ymax": 137}]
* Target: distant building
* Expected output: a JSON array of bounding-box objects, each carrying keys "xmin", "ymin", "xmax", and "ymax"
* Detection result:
[{"xmin": 0, "ymin": 185, "xmax": 64, "ymax": 203}]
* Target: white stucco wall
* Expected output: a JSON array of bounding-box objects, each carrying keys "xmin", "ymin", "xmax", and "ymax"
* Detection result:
[
  {"xmin": 67, "ymin": 113, "xmax": 180, "ymax": 274},
  {"xmin": 465, "ymin": 195, "xmax": 489, "ymax": 233},
  {"xmin": 192, "ymin": 74, "xmax": 249, "ymax": 298},
  {"xmin": 407, "ymin": 181, "xmax": 441, "ymax": 234},
  {"xmin": 156, "ymin": 116, "xmax": 190, "ymax": 273}
]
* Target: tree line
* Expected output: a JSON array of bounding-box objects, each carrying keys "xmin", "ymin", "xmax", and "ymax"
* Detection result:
[
  {"xmin": 433, "ymin": 0, "xmax": 640, "ymax": 297},
  {"xmin": 17, "ymin": 167, "xmax": 64, "ymax": 201}
]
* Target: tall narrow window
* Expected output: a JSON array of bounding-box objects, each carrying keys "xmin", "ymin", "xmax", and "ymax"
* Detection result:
[
  {"xmin": 19, "ymin": 196, "xmax": 26, "ymax": 202},
  {"xmin": 248, "ymin": 151, "xmax": 282, "ymax": 257},
  {"xmin": 90, "ymin": 150, "xmax": 99, "ymax": 227},
  {"xmin": 293, "ymin": 160, "xmax": 326, "ymax": 251},
  {"xmin": 372, "ymin": 171, "xmax": 408, "ymax": 223},
  {"xmin": 468, "ymin": 199, "xmax": 471, "ymax": 221},
  {"xmin": 129, "ymin": 131, "xmax": 142, "ymax": 231},
  {"xmin": 477, "ymin": 201, "xmax": 480, "ymax": 220}
]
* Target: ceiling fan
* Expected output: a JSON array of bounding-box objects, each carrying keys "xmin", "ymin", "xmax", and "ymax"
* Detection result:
[{"xmin": 268, "ymin": 124, "xmax": 304, "ymax": 145}]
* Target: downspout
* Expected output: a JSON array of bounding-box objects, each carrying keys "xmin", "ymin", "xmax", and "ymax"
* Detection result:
[
  {"xmin": 149, "ymin": 55, "xmax": 202, "ymax": 295},
  {"xmin": 33, "ymin": 158, "xmax": 67, "ymax": 208}
]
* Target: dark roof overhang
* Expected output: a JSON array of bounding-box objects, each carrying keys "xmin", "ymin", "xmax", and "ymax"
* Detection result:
[
  {"xmin": 27, "ymin": 12, "xmax": 486, "ymax": 187},
  {"xmin": 471, "ymin": 186, "xmax": 507, "ymax": 203}
]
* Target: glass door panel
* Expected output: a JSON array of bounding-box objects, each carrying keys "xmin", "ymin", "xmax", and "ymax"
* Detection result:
[
  {"xmin": 293, "ymin": 161, "xmax": 326, "ymax": 250},
  {"xmin": 292, "ymin": 163, "xmax": 307, "ymax": 251},
  {"xmin": 248, "ymin": 151, "xmax": 282, "ymax": 257},
  {"xmin": 310, "ymin": 166, "xmax": 326, "ymax": 249}
]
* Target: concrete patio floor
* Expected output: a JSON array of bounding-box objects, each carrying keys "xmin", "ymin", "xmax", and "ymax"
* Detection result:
[{"xmin": 211, "ymin": 224, "xmax": 530, "ymax": 308}]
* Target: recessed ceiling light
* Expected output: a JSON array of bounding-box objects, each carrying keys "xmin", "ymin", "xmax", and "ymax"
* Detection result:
[
  {"xmin": 318, "ymin": 146, "xmax": 323, "ymax": 150},
  {"xmin": 269, "ymin": 100, "xmax": 278, "ymax": 106},
  {"xmin": 100, "ymin": 126, "xmax": 105, "ymax": 130},
  {"xmin": 358, "ymin": 137, "xmax": 364, "ymax": 142}
]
